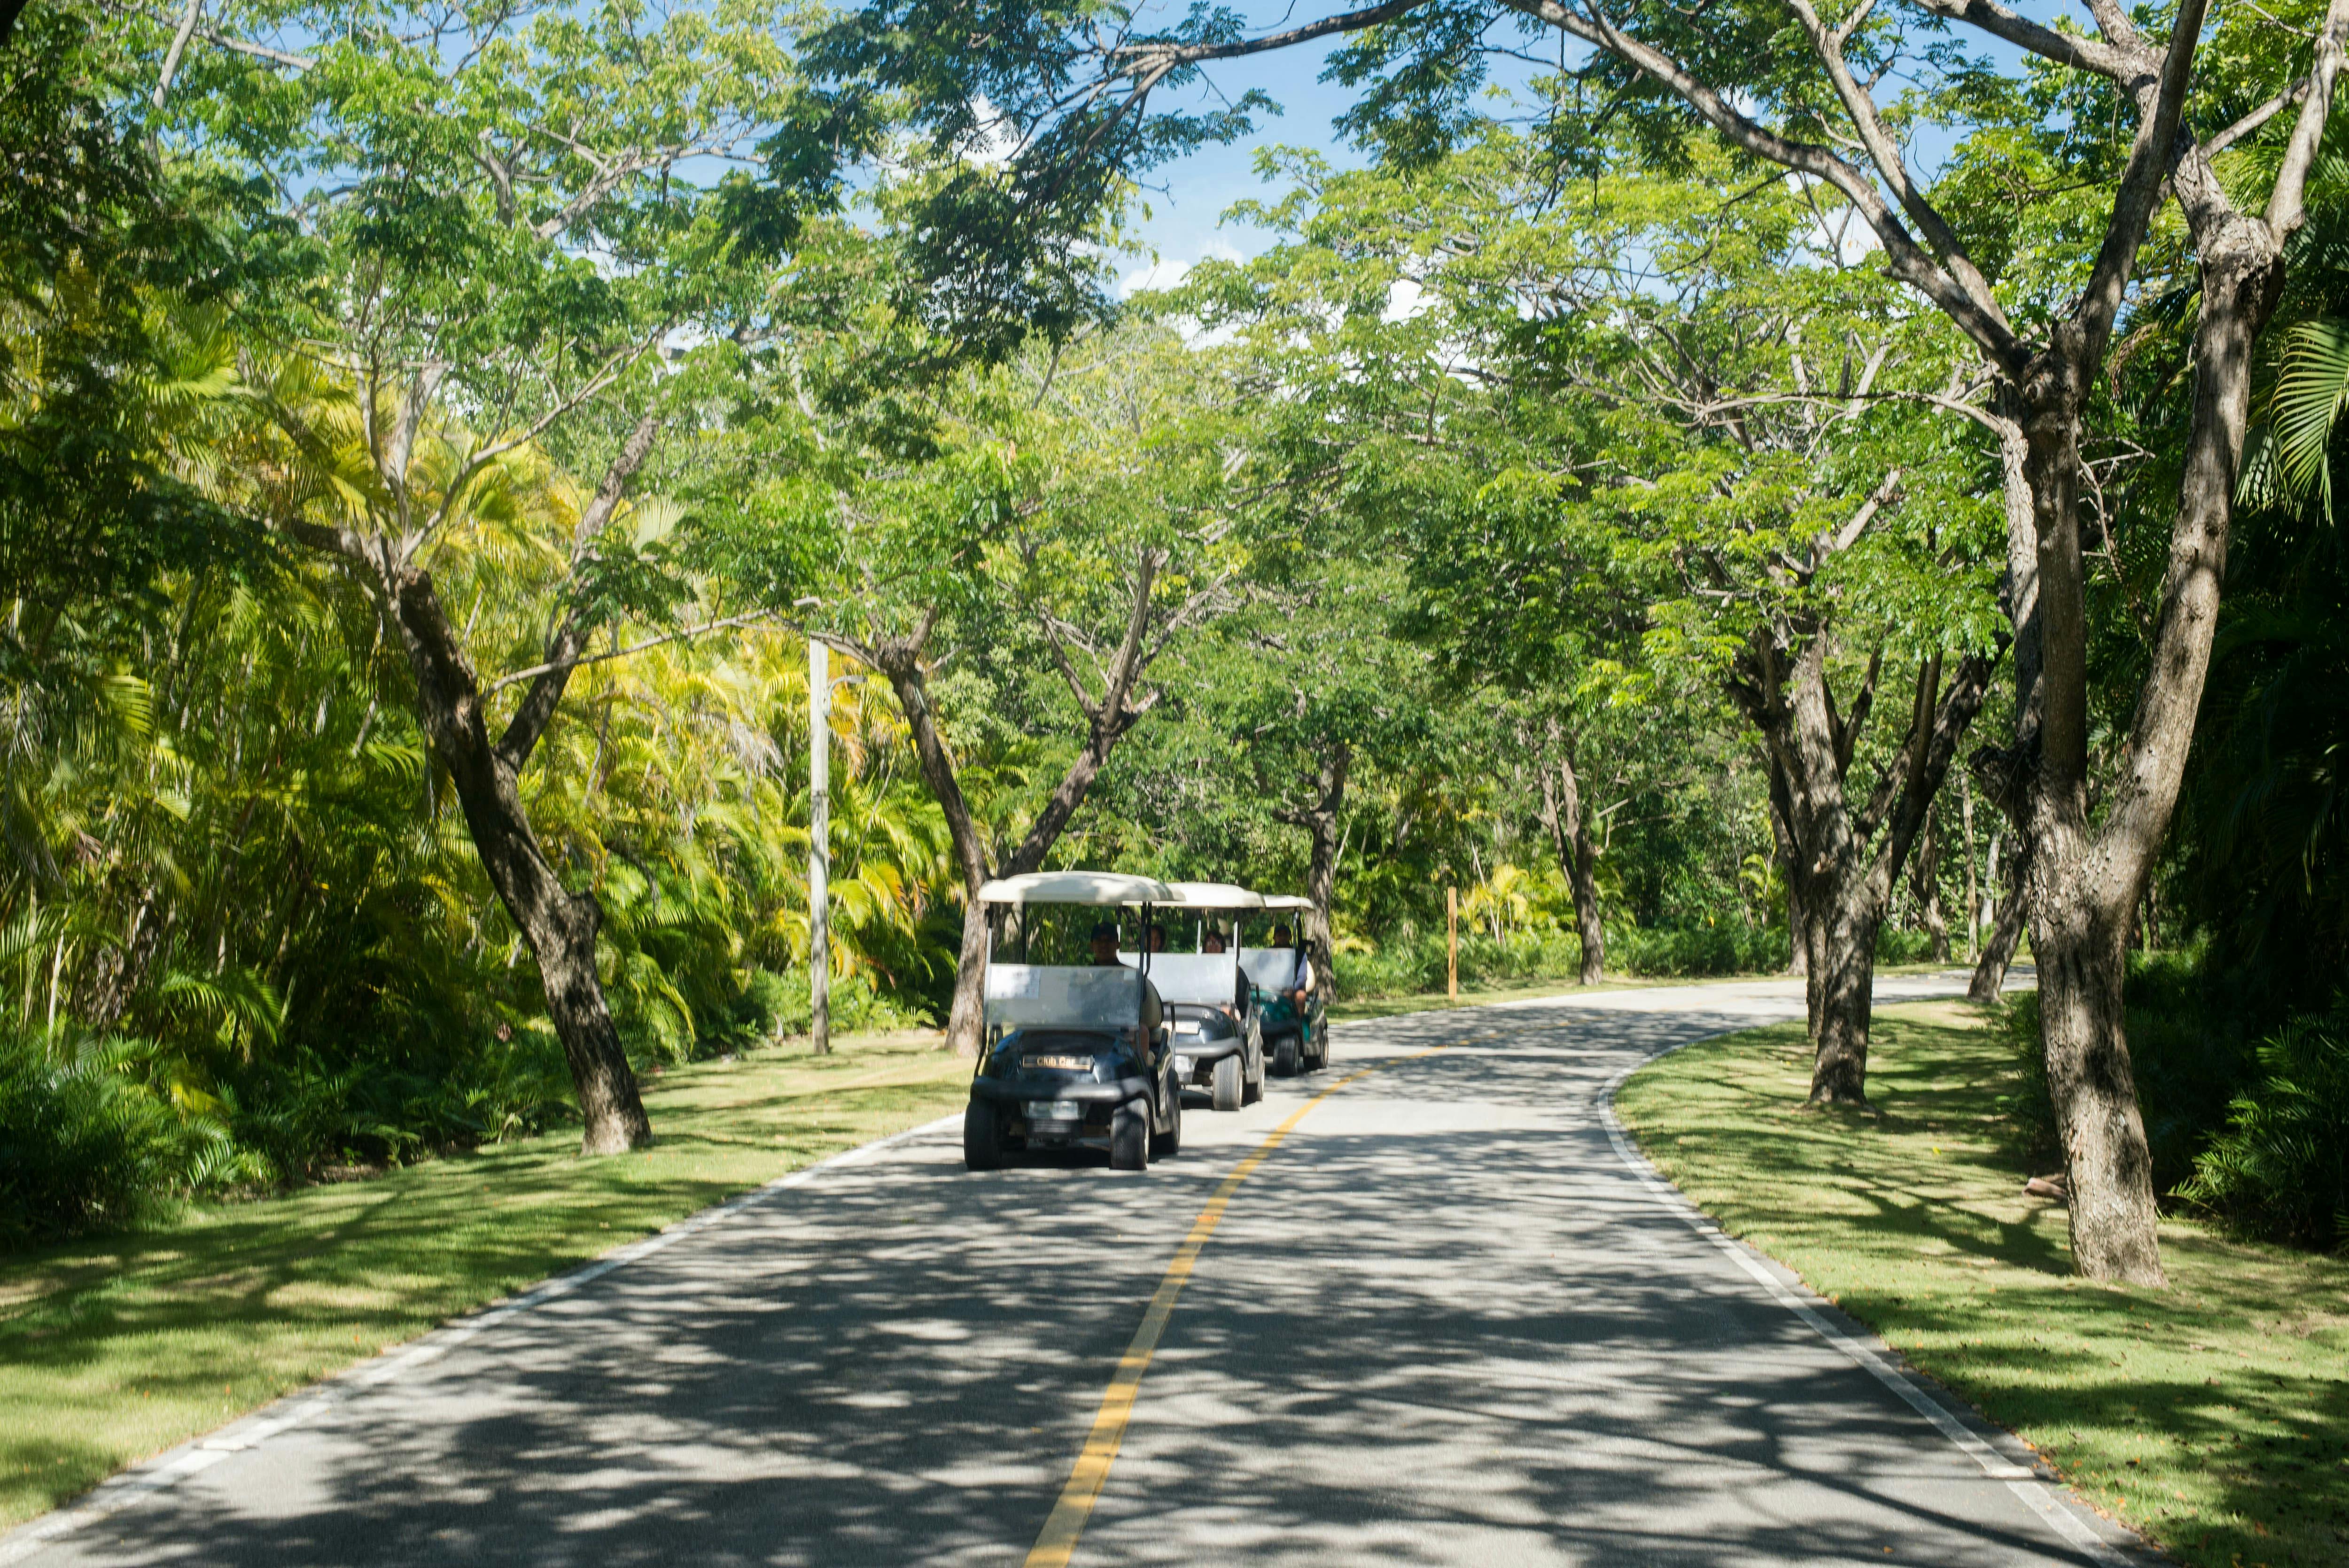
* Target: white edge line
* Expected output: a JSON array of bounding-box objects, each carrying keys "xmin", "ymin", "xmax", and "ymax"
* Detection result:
[
  {"xmin": 1595, "ymin": 1033, "xmax": 2137, "ymax": 1568},
  {"xmin": 0, "ymin": 1110, "xmax": 964, "ymax": 1568}
]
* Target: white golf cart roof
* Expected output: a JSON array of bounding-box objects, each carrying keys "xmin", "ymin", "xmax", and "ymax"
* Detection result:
[
  {"xmin": 976, "ymin": 870, "xmax": 1181, "ymax": 906},
  {"xmin": 1165, "ymin": 881, "xmax": 1264, "ymax": 909},
  {"xmin": 1259, "ymin": 893, "xmax": 1315, "ymax": 911}
]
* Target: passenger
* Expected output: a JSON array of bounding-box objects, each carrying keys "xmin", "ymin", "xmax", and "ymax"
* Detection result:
[
  {"xmin": 1145, "ymin": 924, "xmax": 1168, "ymax": 954},
  {"xmin": 1270, "ymin": 922, "xmax": 1313, "ymax": 1012},
  {"xmin": 1088, "ymin": 920, "xmax": 1125, "ymax": 967},
  {"xmin": 1202, "ymin": 928, "xmax": 1227, "ymax": 955}
]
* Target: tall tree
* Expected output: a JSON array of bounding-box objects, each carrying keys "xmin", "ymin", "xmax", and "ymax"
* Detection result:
[
  {"xmin": 711, "ymin": 321, "xmax": 1245, "ymax": 1054},
  {"xmin": 824, "ymin": 0, "xmax": 2349, "ymax": 1282},
  {"xmin": 147, "ymin": 0, "xmax": 820, "ymax": 1151}
]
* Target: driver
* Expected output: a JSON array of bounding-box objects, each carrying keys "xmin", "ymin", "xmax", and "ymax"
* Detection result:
[
  {"xmin": 1270, "ymin": 922, "xmax": 1313, "ymax": 1011},
  {"xmin": 1088, "ymin": 920, "xmax": 1125, "ymax": 967}
]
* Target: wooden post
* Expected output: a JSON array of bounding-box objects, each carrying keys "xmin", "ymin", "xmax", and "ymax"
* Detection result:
[
  {"xmin": 809, "ymin": 637, "xmax": 831, "ymax": 1056},
  {"xmin": 1447, "ymin": 885, "xmax": 1458, "ymax": 1003}
]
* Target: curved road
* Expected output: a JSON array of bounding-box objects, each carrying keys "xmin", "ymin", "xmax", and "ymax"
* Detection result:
[{"xmin": 4, "ymin": 973, "xmax": 2143, "ymax": 1567}]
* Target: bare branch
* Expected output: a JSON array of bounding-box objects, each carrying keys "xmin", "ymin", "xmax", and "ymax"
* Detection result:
[
  {"xmin": 2074, "ymin": 0, "xmax": 2209, "ymax": 359},
  {"xmin": 485, "ymin": 609, "xmax": 775, "ymax": 695},
  {"xmin": 495, "ymin": 410, "xmax": 663, "ymax": 770},
  {"xmin": 1498, "ymin": 0, "xmax": 2027, "ymax": 372},
  {"xmin": 1783, "ymin": 0, "xmax": 2011, "ymax": 334},
  {"xmin": 1889, "ymin": 0, "xmax": 2134, "ymax": 78},
  {"xmin": 2270, "ymin": 0, "xmax": 2349, "ymax": 237},
  {"xmin": 153, "ymin": 0, "xmax": 205, "ymax": 108},
  {"xmin": 194, "ymin": 27, "xmax": 314, "ymax": 70},
  {"xmin": 2207, "ymin": 75, "xmax": 2308, "ymax": 159},
  {"xmin": 1124, "ymin": 0, "xmax": 1423, "ymax": 68}
]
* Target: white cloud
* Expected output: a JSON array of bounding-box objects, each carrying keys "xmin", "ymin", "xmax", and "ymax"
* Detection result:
[
  {"xmin": 1382, "ymin": 277, "xmax": 1427, "ymax": 323},
  {"xmin": 1119, "ymin": 238, "xmax": 1247, "ymax": 300}
]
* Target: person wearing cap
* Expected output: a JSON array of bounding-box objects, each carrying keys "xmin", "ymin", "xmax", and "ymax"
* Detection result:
[{"xmin": 1089, "ymin": 920, "xmax": 1125, "ymax": 967}]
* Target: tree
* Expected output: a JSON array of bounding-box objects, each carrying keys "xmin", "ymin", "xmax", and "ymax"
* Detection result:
[
  {"xmin": 147, "ymin": 0, "xmax": 819, "ymax": 1151},
  {"xmin": 710, "ymin": 320, "xmax": 1245, "ymax": 1053},
  {"xmin": 824, "ymin": 0, "xmax": 2349, "ymax": 1282}
]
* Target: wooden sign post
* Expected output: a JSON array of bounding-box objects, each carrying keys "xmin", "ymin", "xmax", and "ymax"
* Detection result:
[{"xmin": 1447, "ymin": 885, "xmax": 1458, "ymax": 1003}]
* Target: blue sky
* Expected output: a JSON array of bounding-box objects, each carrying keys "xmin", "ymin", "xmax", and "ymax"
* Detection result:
[
  {"xmin": 1113, "ymin": 32, "xmax": 1364, "ymax": 292},
  {"xmin": 1109, "ymin": 9, "xmax": 1559, "ymax": 294}
]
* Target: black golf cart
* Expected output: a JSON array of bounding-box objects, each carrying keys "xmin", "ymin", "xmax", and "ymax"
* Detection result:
[{"xmin": 963, "ymin": 871, "xmax": 1186, "ymax": 1172}]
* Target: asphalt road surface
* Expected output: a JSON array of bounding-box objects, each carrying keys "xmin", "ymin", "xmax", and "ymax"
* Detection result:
[{"xmin": 4, "ymin": 972, "xmax": 2146, "ymax": 1568}]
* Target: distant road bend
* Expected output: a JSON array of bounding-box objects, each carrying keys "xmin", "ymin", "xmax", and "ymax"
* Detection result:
[{"xmin": 4, "ymin": 971, "xmax": 2142, "ymax": 1568}]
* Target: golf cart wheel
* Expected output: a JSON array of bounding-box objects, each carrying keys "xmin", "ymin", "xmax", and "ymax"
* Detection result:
[
  {"xmin": 1212, "ymin": 1053, "xmax": 1243, "ymax": 1112},
  {"xmin": 1110, "ymin": 1104, "xmax": 1150, "ymax": 1171},
  {"xmin": 1243, "ymin": 1039, "xmax": 1264, "ymax": 1104},
  {"xmin": 1151, "ymin": 1080, "xmax": 1182, "ymax": 1159},
  {"xmin": 962, "ymin": 1098, "xmax": 1004, "ymax": 1172},
  {"xmin": 1273, "ymin": 1033, "xmax": 1299, "ymax": 1078}
]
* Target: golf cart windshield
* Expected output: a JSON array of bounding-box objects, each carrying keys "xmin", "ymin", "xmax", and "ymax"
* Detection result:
[
  {"xmin": 1137, "ymin": 954, "xmax": 1237, "ymax": 1007},
  {"xmin": 982, "ymin": 964, "xmax": 1147, "ymax": 1031},
  {"xmin": 1239, "ymin": 948, "xmax": 1298, "ymax": 991}
]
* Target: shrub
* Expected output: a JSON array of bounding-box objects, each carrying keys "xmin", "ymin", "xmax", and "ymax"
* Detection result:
[
  {"xmin": 2179, "ymin": 1001, "xmax": 2349, "ymax": 1250},
  {"xmin": 0, "ymin": 1030, "xmax": 187, "ymax": 1243},
  {"xmin": 1618, "ymin": 924, "xmax": 1786, "ymax": 977},
  {"xmin": 1999, "ymin": 953, "xmax": 2272, "ymax": 1195},
  {"xmin": 769, "ymin": 966, "xmax": 938, "ymax": 1036}
]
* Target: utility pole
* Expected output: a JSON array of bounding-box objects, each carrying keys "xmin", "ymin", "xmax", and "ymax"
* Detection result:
[{"xmin": 809, "ymin": 637, "xmax": 831, "ymax": 1056}]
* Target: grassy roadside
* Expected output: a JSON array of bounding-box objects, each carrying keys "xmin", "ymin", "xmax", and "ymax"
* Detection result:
[
  {"xmin": 1324, "ymin": 959, "xmax": 1966, "ymax": 1023},
  {"xmin": 1616, "ymin": 1001, "xmax": 2349, "ymax": 1568},
  {"xmin": 0, "ymin": 1033, "xmax": 970, "ymax": 1531}
]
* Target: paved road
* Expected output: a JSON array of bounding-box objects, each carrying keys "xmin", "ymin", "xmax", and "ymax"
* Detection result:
[{"xmin": 5, "ymin": 972, "xmax": 2142, "ymax": 1568}]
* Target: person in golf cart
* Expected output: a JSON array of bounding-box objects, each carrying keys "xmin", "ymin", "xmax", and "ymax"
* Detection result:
[
  {"xmin": 963, "ymin": 872, "xmax": 1186, "ymax": 1173},
  {"xmin": 1153, "ymin": 882, "xmax": 1267, "ymax": 1113},
  {"xmin": 1244, "ymin": 896, "xmax": 1329, "ymax": 1076}
]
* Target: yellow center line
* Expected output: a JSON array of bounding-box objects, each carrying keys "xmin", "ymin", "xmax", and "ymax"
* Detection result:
[{"xmin": 1022, "ymin": 1041, "xmax": 1455, "ymax": 1568}]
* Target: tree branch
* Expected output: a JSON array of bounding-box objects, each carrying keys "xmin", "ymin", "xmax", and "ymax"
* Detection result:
[
  {"xmin": 2269, "ymin": 0, "xmax": 2349, "ymax": 237},
  {"xmin": 494, "ymin": 410, "xmax": 663, "ymax": 771}
]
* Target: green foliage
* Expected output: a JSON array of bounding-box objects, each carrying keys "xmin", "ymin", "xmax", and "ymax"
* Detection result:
[
  {"xmin": 0, "ymin": 1028, "xmax": 188, "ymax": 1241},
  {"xmin": 2181, "ymin": 1002, "xmax": 2349, "ymax": 1250},
  {"xmin": 1999, "ymin": 955, "xmax": 2267, "ymax": 1196}
]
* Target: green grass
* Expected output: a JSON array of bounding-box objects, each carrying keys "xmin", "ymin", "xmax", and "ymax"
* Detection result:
[
  {"xmin": 0, "ymin": 1033, "xmax": 970, "ymax": 1530},
  {"xmin": 1323, "ymin": 959, "xmax": 1966, "ymax": 1023},
  {"xmin": 1617, "ymin": 1001, "xmax": 2349, "ymax": 1568}
]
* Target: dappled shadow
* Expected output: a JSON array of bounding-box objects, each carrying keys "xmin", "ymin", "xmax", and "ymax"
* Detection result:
[{"xmin": 19, "ymin": 984, "xmax": 2126, "ymax": 1566}]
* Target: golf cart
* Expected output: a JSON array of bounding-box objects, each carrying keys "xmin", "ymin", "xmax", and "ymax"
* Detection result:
[
  {"xmin": 963, "ymin": 871, "xmax": 1186, "ymax": 1172},
  {"xmin": 1242, "ymin": 893, "xmax": 1328, "ymax": 1076},
  {"xmin": 1152, "ymin": 882, "xmax": 1267, "ymax": 1112}
]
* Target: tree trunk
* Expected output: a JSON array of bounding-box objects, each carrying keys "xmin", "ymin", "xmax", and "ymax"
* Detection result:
[
  {"xmin": 1968, "ymin": 836, "xmax": 2028, "ymax": 1003},
  {"xmin": 2029, "ymin": 835, "xmax": 2161, "ymax": 1283},
  {"xmin": 389, "ymin": 569, "xmax": 650, "ymax": 1155},
  {"xmin": 1537, "ymin": 729, "xmax": 1605, "ymax": 985},
  {"xmin": 1911, "ymin": 808, "xmax": 1950, "ymax": 961},
  {"xmin": 1765, "ymin": 752, "xmax": 1808, "ymax": 979},
  {"xmin": 1809, "ymin": 881, "xmax": 1880, "ymax": 1103},
  {"xmin": 1280, "ymin": 741, "xmax": 1350, "ymax": 1003},
  {"xmin": 860, "ymin": 550, "xmax": 1171, "ymax": 1056},
  {"xmin": 1733, "ymin": 636, "xmax": 1997, "ymax": 1104},
  {"xmin": 867, "ymin": 621, "xmax": 995, "ymax": 1059},
  {"xmin": 2013, "ymin": 208, "xmax": 2284, "ymax": 1285}
]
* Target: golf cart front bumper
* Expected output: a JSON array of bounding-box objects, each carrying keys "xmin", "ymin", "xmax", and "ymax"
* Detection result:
[
  {"xmin": 1169, "ymin": 1034, "xmax": 1243, "ymax": 1083},
  {"xmin": 971, "ymin": 1076, "xmax": 1154, "ymax": 1109}
]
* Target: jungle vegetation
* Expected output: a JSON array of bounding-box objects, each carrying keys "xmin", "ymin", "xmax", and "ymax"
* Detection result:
[{"xmin": 4, "ymin": 0, "xmax": 2347, "ymax": 1273}]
